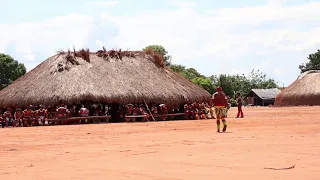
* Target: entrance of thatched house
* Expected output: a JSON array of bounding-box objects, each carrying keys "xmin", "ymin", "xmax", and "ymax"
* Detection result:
[
  {"xmin": 77, "ymin": 100, "xmax": 121, "ymax": 123},
  {"xmin": 79, "ymin": 101, "xmax": 118, "ymax": 123},
  {"xmin": 109, "ymin": 103, "xmax": 121, "ymax": 123}
]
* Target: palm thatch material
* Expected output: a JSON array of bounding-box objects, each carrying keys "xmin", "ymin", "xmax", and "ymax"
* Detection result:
[
  {"xmin": 275, "ymin": 70, "xmax": 320, "ymax": 106},
  {"xmin": 0, "ymin": 48, "xmax": 211, "ymax": 108}
]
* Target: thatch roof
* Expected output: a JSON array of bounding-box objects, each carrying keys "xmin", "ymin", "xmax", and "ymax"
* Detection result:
[
  {"xmin": 247, "ymin": 88, "xmax": 281, "ymax": 100},
  {"xmin": 275, "ymin": 70, "xmax": 320, "ymax": 106},
  {"xmin": 0, "ymin": 49, "xmax": 211, "ymax": 108}
]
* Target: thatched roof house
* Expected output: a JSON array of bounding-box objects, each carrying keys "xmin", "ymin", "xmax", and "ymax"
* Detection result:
[
  {"xmin": 275, "ymin": 70, "xmax": 320, "ymax": 106},
  {"xmin": 0, "ymin": 49, "xmax": 211, "ymax": 108}
]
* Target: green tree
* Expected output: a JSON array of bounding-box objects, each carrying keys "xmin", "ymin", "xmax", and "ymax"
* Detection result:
[
  {"xmin": 169, "ymin": 64, "xmax": 205, "ymax": 79},
  {"xmin": 169, "ymin": 59, "xmax": 278, "ymax": 99},
  {"xmin": 170, "ymin": 64, "xmax": 215, "ymax": 93},
  {"xmin": 0, "ymin": 53, "xmax": 26, "ymax": 90},
  {"xmin": 246, "ymin": 70, "xmax": 278, "ymax": 89},
  {"xmin": 299, "ymin": 49, "xmax": 320, "ymax": 73},
  {"xmin": 170, "ymin": 64, "xmax": 186, "ymax": 74},
  {"xmin": 209, "ymin": 70, "xmax": 278, "ymax": 98},
  {"xmin": 143, "ymin": 45, "xmax": 172, "ymax": 66},
  {"xmin": 191, "ymin": 77, "xmax": 215, "ymax": 94}
]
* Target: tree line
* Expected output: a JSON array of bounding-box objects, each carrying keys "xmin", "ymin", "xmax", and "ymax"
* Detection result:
[
  {"xmin": 144, "ymin": 45, "xmax": 279, "ymax": 104},
  {"xmin": 143, "ymin": 45, "xmax": 320, "ymax": 104}
]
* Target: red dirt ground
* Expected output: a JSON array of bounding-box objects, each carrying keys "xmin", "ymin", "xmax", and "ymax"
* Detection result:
[{"xmin": 1, "ymin": 106, "xmax": 319, "ymax": 180}]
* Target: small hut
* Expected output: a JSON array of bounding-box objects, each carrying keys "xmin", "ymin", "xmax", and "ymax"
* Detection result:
[
  {"xmin": 275, "ymin": 70, "xmax": 320, "ymax": 106},
  {"xmin": 0, "ymin": 48, "xmax": 210, "ymax": 108},
  {"xmin": 245, "ymin": 88, "xmax": 281, "ymax": 106}
]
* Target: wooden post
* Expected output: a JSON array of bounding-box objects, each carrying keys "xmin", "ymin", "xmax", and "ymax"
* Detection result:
[{"xmin": 144, "ymin": 100, "xmax": 156, "ymax": 121}]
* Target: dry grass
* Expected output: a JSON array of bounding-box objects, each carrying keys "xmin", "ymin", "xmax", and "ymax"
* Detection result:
[
  {"xmin": 144, "ymin": 47, "xmax": 165, "ymax": 68},
  {"xmin": 0, "ymin": 48, "xmax": 210, "ymax": 108},
  {"xmin": 275, "ymin": 71, "xmax": 320, "ymax": 106}
]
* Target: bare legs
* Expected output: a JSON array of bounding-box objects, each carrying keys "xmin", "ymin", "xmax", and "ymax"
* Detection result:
[{"xmin": 216, "ymin": 118, "xmax": 227, "ymax": 133}]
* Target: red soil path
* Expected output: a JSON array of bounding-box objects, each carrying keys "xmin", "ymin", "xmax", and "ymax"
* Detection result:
[{"xmin": 1, "ymin": 106, "xmax": 319, "ymax": 180}]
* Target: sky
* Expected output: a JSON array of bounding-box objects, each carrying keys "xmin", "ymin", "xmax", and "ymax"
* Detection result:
[{"xmin": 1, "ymin": 0, "xmax": 320, "ymax": 87}]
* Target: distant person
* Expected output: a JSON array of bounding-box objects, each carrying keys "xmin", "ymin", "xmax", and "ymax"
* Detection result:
[
  {"xmin": 22, "ymin": 105, "xmax": 35, "ymax": 127},
  {"xmin": 139, "ymin": 104, "xmax": 150, "ymax": 122},
  {"xmin": 226, "ymin": 96, "xmax": 232, "ymax": 117},
  {"xmin": 159, "ymin": 104, "xmax": 168, "ymax": 121},
  {"xmin": 210, "ymin": 87, "xmax": 228, "ymax": 133},
  {"xmin": 151, "ymin": 103, "xmax": 158, "ymax": 117},
  {"xmin": 56, "ymin": 104, "xmax": 69, "ymax": 125},
  {"xmin": 125, "ymin": 104, "xmax": 134, "ymax": 123},
  {"xmin": 132, "ymin": 105, "xmax": 140, "ymax": 122},
  {"xmin": 0, "ymin": 110, "xmax": 4, "ymax": 128},
  {"xmin": 3, "ymin": 108, "xmax": 13, "ymax": 127},
  {"xmin": 35, "ymin": 105, "xmax": 49, "ymax": 125},
  {"xmin": 93, "ymin": 105, "xmax": 104, "ymax": 123},
  {"xmin": 236, "ymin": 93, "xmax": 244, "ymax": 118},
  {"xmin": 78, "ymin": 105, "xmax": 90, "ymax": 124},
  {"xmin": 14, "ymin": 108, "xmax": 23, "ymax": 127}
]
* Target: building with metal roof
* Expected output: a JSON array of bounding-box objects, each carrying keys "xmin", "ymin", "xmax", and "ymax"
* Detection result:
[{"xmin": 245, "ymin": 88, "xmax": 282, "ymax": 106}]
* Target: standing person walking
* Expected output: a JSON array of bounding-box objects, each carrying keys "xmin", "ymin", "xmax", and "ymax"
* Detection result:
[
  {"xmin": 236, "ymin": 93, "xmax": 244, "ymax": 118},
  {"xmin": 210, "ymin": 87, "xmax": 228, "ymax": 133}
]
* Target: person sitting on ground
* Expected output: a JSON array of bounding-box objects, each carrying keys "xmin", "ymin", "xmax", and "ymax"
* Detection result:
[
  {"xmin": 151, "ymin": 103, "xmax": 158, "ymax": 120},
  {"xmin": 68, "ymin": 105, "xmax": 77, "ymax": 117},
  {"xmin": 3, "ymin": 108, "xmax": 14, "ymax": 127},
  {"xmin": 132, "ymin": 105, "xmax": 140, "ymax": 122},
  {"xmin": 67, "ymin": 105, "xmax": 78, "ymax": 124},
  {"xmin": 35, "ymin": 105, "xmax": 48, "ymax": 126},
  {"xmin": 199, "ymin": 102, "xmax": 205, "ymax": 119},
  {"xmin": 93, "ymin": 105, "xmax": 104, "ymax": 123},
  {"xmin": 22, "ymin": 105, "xmax": 35, "ymax": 127},
  {"xmin": 125, "ymin": 104, "xmax": 134, "ymax": 123},
  {"xmin": 78, "ymin": 105, "xmax": 89, "ymax": 124},
  {"xmin": 1, "ymin": 110, "xmax": 5, "ymax": 128},
  {"xmin": 14, "ymin": 108, "xmax": 22, "ymax": 127},
  {"xmin": 56, "ymin": 104, "xmax": 69, "ymax": 125},
  {"xmin": 205, "ymin": 100, "xmax": 216, "ymax": 119},
  {"xmin": 139, "ymin": 104, "xmax": 150, "ymax": 122},
  {"xmin": 159, "ymin": 104, "xmax": 168, "ymax": 121},
  {"xmin": 184, "ymin": 102, "xmax": 194, "ymax": 120},
  {"xmin": 199, "ymin": 104, "xmax": 207, "ymax": 119},
  {"xmin": 93, "ymin": 105, "xmax": 103, "ymax": 116},
  {"xmin": 192, "ymin": 101, "xmax": 200, "ymax": 120},
  {"xmin": 202, "ymin": 100, "xmax": 212, "ymax": 119}
]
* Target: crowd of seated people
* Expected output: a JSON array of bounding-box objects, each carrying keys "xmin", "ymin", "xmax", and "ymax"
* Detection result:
[
  {"xmin": 184, "ymin": 100, "xmax": 217, "ymax": 120},
  {"xmin": 0, "ymin": 100, "xmax": 218, "ymax": 128},
  {"xmin": 0, "ymin": 103, "xmax": 170, "ymax": 128}
]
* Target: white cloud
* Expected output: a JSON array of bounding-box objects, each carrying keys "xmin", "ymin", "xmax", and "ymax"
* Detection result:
[
  {"xmin": 255, "ymin": 60, "xmax": 271, "ymax": 71},
  {"xmin": 1, "ymin": 1, "xmax": 320, "ymax": 86},
  {"xmin": 110, "ymin": 3, "xmax": 320, "ymax": 63},
  {"xmin": 95, "ymin": 40, "xmax": 105, "ymax": 47},
  {"xmin": 206, "ymin": 2, "xmax": 320, "ymax": 24},
  {"xmin": 168, "ymin": 0, "xmax": 197, "ymax": 7},
  {"xmin": 229, "ymin": 69, "xmax": 248, "ymax": 76},
  {"xmin": 0, "ymin": 13, "xmax": 93, "ymax": 70},
  {"xmin": 273, "ymin": 68, "xmax": 284, "ymax": 75},
  {"xmin": 23, "ymin": 53, "xmax": 36, "ymax": 61},
  {"xmin": 267, "ymin": 0, "xmax": 289, "ymax": 7},
  {"xmin": 87, "ymin": 0, "xmax": 119, "ymax": 6}
]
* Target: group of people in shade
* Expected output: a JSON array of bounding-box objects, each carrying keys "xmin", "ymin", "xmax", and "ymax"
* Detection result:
[
  {"xmin": 0, "ymin": 87, "xmax": 244, "ymax": 132},
  {"xmin": 0, "ymin": 103, "xmax": 168, "ymax": 128}
]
